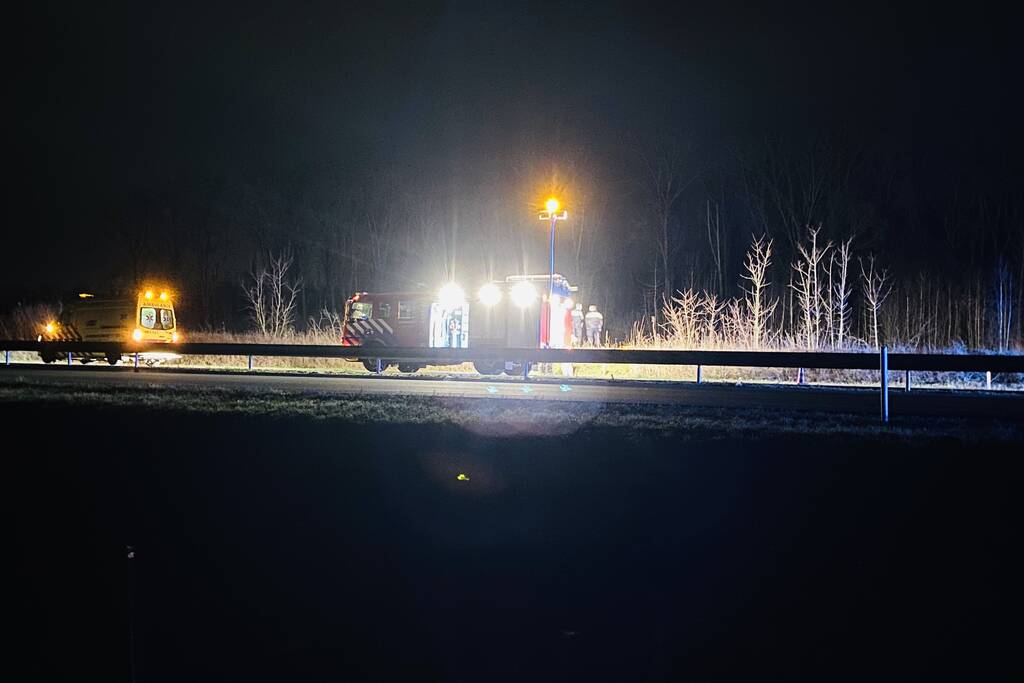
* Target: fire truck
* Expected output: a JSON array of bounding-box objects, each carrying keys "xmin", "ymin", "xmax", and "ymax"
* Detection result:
[
  {"xmin": 341, "ymin": 274, "xmax": 577, "ymax": 374},
  {"xmin": 38, "ymin": 288, "xmax": 182, "ymax": 365}
]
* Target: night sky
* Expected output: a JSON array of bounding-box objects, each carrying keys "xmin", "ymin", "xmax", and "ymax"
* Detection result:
[{"xmin": 7, "ymin": 0, "xmax": 1022, "ymax": 305}]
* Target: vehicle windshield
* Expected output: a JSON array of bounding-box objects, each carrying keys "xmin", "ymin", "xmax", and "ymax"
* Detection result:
[
  {"xmin": 140, "ymin": 307, "xmax": 175, "ymax": 330},
  {"xmin": 159, "ymin": 308, "xmax": 175, "ymax": 329},
  {"xmin": 348, "ymin": 301, "xmax": 372, "ymax": 320}
]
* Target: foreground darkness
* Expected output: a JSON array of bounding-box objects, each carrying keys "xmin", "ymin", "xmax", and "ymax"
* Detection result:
[{"xmin": 13, "ymin": 405, "xmax": 1021, "ymax": 681}]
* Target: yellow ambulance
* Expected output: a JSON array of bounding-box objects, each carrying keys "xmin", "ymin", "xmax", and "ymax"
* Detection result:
[{"xmin": 39, "ymin": 289, "xmax": 182, "ymax": 365}]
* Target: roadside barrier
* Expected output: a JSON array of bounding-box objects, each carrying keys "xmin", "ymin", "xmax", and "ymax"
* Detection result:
[{"xmin": 3, "ymin": 340, "xmax": 1023, "ymax": 424}]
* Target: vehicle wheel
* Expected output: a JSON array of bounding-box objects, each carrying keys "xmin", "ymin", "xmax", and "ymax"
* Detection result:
[
  {"xmin": 473, "ymin": 360, "xmax": 504, "ymax": 376},
  {"xmin": 504, "ymin": 362, "xmax": 526, "ymax": 376},
  {"xmin": 361, "ymin": 358, "xmax": 391, "ymax": 373},
  {"xmin": 106, "ymin": 354, "xmax": 120, "ymax": 366},
  {"xmin": 79, "ymin": 357, "xmax": 92, "ymax": 365},
  {"xmin": 397, "ymin": 363, "xmax": 421, "ymax": 374},
  {"xmin": 39, "ymin": 352, "xmax": 56, "ymax": 364},
  {"xmin": 360, "ymin": 341, "xmax": 391, "ymax": 373}
]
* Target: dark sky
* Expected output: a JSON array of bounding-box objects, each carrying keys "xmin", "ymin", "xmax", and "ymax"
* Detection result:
[{"xmin": 8, "ymin": 0, "xmax": 1022, "ymax": 293}]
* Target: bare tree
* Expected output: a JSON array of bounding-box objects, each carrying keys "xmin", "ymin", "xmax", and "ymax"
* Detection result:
[
  {"xmin": 705, "ymin": 199, "xmax": 725, "ymax": 295},
  {"xmin": 994, "ymin": 259, "xmax": 1014, "ymax": 351},
  {"xmin": 860, "ymin": 255, "xmax": 892, "ymax": 350},
  {"xmin": 244, "ymin": 249, "xmax": 303, "ymax": 337},
  {"xmin": 741, "ymin": 235, "xmax": 778, "ymax": 348},
  {"xmin": 831, "ymin": 238, "xmax": 854, "ymax": 348},
  {"xmin": 791, "ymin": 227, "xmax": 832, "ymax": 349},
  {"xmin": 637, "ymin": 138, "xmax": 700, "ymax": 298}
]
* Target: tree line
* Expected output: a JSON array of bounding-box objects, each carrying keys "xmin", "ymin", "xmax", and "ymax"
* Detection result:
[{"xmin": 10, "ymin": 131, "xmax": 1020, "ymax": 351}]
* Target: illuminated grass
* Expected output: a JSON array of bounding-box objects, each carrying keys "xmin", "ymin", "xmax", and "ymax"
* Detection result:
[{"xmin": 1, "ymin": 376, "xmax": 1020, "ymax": 443}]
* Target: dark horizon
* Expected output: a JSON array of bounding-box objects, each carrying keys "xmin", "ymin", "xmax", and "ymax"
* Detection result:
[{"xmin": 7, "ymin": 1, "xmax": 1023, "ymax": 341}]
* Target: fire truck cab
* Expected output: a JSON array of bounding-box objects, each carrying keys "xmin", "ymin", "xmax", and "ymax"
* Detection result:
[
  {"xmin": 342, "ymin": 274, "xmax": 576, "ymax": 375},
  {"xmin": 341, "ymin": 290, "xmax": 466, "ymax": 372}
]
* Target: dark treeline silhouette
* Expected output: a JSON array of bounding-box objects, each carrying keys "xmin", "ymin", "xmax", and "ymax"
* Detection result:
[
  {"xmin": 7, "ymin": 2, "xmax": 1021, "ymax": 350},
  {"xmin": 43, "ymin": 126, "xmax": 1015, "ymax": 351}
]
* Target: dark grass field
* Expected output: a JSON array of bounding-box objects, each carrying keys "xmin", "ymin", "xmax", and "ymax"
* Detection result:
[{"xmin": 11, "ymin": 400, "xmax": 1023, "ymax": 681}]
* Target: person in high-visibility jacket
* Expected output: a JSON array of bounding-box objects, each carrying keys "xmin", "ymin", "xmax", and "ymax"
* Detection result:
[
  {"xmin": 585, "ymin": 305, "xmax": 603, "ymax": 346},
  {"xmin": 571, "ymin": 303, "xmax": 585, "ymax": 346}
]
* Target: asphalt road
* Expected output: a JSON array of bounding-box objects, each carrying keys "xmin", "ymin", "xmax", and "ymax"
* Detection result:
[{"xmin": 4, "ymin": 363, "xmax": 1023, "ymax": 420}]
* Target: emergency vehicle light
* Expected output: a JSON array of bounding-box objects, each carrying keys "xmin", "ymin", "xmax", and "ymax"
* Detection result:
[
  {"xmin": 45, "ymin": 322, "xmax": 55, "ymax": 333},
  {"xmin": 159, "ymin": 292, "xmax": 168, "ymax": 301},
  {"xmin": 144, "ymin": 290, "xmax": 153, "ymax": 300},
  {"xmin": 510, "ymin": 281, "xmax": 537, "ymax": 308},
  {"xmin": 478, "ymin": 283, "xmax": 502, "ymax": 306},
  {"xmin": 133, "ymin": 329, "xmax": 143, "ymax": 341},
  {"xmin": 438, "ymin": 283, "xmax": 466, "ymax": 307}
]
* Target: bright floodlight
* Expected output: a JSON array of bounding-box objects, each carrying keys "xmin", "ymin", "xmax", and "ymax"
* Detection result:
[
  {"xmin": 438, "ymin": 282, "xmax": 466, "ymax": 307},
  {"xmin": 510, "ymin": 281, "xmax": 537, "ymax": 308},
  {"xmin": 478, "ymin": 283, "xmax": 502, "ymax": 306},
  {"xmin": 545, "ymin": 198, "xmax": 560, "ymax": 213}
]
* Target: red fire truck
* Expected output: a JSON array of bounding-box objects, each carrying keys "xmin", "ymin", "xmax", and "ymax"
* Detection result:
[{"xmin": 341, "ymin": 274, "xmax": 577, "ymax": 375}]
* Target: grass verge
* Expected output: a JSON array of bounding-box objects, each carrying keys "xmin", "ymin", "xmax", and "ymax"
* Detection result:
[{"xmin": 2, "ymin": 375, "xmax": 1020, "ymax": 444}]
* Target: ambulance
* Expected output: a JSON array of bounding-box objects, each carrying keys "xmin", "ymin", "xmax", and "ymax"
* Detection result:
[
  {"xmin": 341, "ymin": 274, "xmax": 576, "ymax": 374},
  {"xmin": 39, "ymin": 289, "xmax": 182, "ymax": 365}
]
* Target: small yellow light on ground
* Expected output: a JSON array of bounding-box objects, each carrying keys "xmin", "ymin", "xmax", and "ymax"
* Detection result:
[
  {"xmin": 545, "ymin": 198, "xmax": 560, "ymax": 213},
  {"xmin": 456, "ymin": 473, "xmax": 470, "ymax": 481}
]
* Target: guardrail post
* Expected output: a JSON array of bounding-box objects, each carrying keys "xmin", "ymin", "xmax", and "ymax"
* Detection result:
[
  {"xmin": 905, "ymin": 370, "xmax": 911, "ymax": 392},
  {"xmin": 880, "ymin": 346, "xmax": 889, "ymax": 424},
  {"xmin": 695, "ymin": 364, "xmax": 702, "ymax": 384},
  {"xmin": 4, "ymin": 350, "xmax": 9, "ymax": 366},
  {"xmin": 134, "ymin": 352, "xmax": 139, "ymax": 373},
  {"xmin": 248, "ymin": 355, "xmax": 254, "ymax": 372},
  {"xmin": 375, "ymin": 358, "xmax": 382, "ymax": 375},
  {"xmin": 67, "ymin": 351, "xmax": 73, "ymax": 366},
  {"xmin": 797, "ymin": 367, "xmax": 805, "ymax": 385},
  {"xmin": 986, "ymin": 371, "xmax": 992, "ymax": 390},
  {"xmin": 523, "ymin": 361, "xmax": 531, "ymax": 380}
]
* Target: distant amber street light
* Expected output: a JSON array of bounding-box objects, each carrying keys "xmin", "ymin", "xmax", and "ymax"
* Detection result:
[{"xmin": 537, "ymin": 196, "xmax": 568, "ymax": 347}]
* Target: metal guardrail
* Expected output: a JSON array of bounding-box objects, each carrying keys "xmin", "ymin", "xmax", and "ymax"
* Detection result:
[{"xmin": 3, "ymin": 340, "xmax": 1023, "ymax": 423}]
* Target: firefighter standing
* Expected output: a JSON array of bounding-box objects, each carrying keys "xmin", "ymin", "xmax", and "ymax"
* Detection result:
[
  {"xmin": 585, "ymin": 305, "xmax": 603, "ymax": 346},
  {"xmin": 571, "ymin": 303, "xmax": 585, "ymax": 346}
]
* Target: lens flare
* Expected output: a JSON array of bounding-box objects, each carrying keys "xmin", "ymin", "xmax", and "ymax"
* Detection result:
[
  {"xmin": 478, "ymin": 283, "xmax": 502, "ymax": 306},
  {"xmin": 438, "ymin": 282, "xmax": 466, "ymax": 307},
  {"xmin": 510, "ymin": 281, "xmax": 537, "ymax": 307}
]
